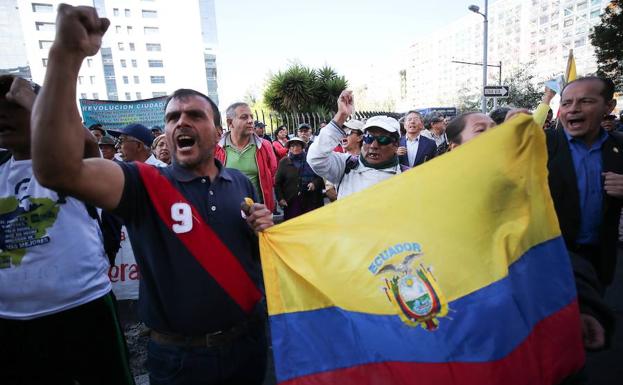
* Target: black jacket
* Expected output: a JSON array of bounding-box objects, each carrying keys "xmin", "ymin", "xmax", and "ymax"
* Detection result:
[{"xmin": 546, "ymin": 128, "xmax": 623, "ymax": 285}]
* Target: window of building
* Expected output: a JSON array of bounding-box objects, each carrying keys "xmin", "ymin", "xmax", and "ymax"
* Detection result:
[
  {"xmin": 120, "ymin": 59, "xmax": 127, "ymax": 67},
  {"xmin": 575, "ymin": 37, "xmax": 586, "ymax": 47},
  {"xmin": 136, "ymin": 92, "xmax": 142, "ymax": 99},
  {"xmin": 86, "ymin": 58, "xmax": 93, "ymax": 67},
  {"xmin": 146, "ymin": 43, "xmax": 162, "ymax": 51},
  {"xmin": 129, "ymin": 43, "xmax": 135, "ymax": 51},
  {"xmin": 150, "ymin": 76, "xmax": 165, "ymax": 84},
  {"xmin": 42, "ymin": 58, "xmax": 48, "ymax": 67},
  {"xmin": 123, "ymin": 76, "xmax": 129, "ymax": 84},
  {"xmin": 551, "ymin": 23, "xmax": 559, "ymax": 30},
  {"xmin": 131, "ymin": 59, "xmax": 137, "ymax": 67},
  {"xmin": 576, "ymin": 1, "xmax": 587, "ymax": 11},
  {"xmin": 590, "ymin": 9, "xmax": 601, "ymax": 19},
  {"xmin": 125, "ymin": 92, "xmax": 131, "ymax": 100},
  {"xmin": 153, "ymin": 92, "xmax": 167, "ymax": 97},
  {"xmin": 142, "ymin": 10, "xmax": 157, "ymax": 18},
  {"xmin": 134, "ymin": 76, "xmax": 140, "ymax": 84},
  {"xmin": 118, "ymin": 42, "xmax": 124, "ymax": 50},
  {"xmin": 78, "ymin": 76, "xmax": 84, "ymax": 85},
  {"xmin": 564, "ymin": 18, "xmax": 574, "ymax": 27},
  {"xmin": 113, "ymin": 8, "xmax": 119, "ymax": 16},
  {"xmin": 90, "ymin": 76, "xmax": 96, "ymax": 85},
  {"xmin": 144, "ymin": 27, "xmax": 159, "ymax": 35},
  {"xmin": 80, "ymin": 93, "xmax": 87, "ymax": 99},
  {"xmin": 148, "ymin": 59, "xmax": 164, "ymax": 68},
  {"xmin": 115, "ymin": 25, "xmax": 122, "ymax": 33},
  {"xmin": 591, "ymin": 0, "xmax": 601, "ymax": 4},
  {"xmin": 564, "ymin": 7, "xmax": 573, "ymax": 16},
  {"xmin": 38, "ymin": 40, "xmax": 53, "ymax": 49},
  {"xmin": 32, "ymin": 3, "xmax": 53, "ymax": 12},
  {"xmin": 35, "ymin": 22, "xmax": 55, "ymax": 31},
  {"xmin": 93, "ymin": 93, "xmax": 99, "ymax": 99},
  {"xmin": 127, "ymin": 26, "xmax": 133, "ymax": 34},
  {"xmin": 125, "ymin": 9, "xmax": 131, "ymax": 17}
]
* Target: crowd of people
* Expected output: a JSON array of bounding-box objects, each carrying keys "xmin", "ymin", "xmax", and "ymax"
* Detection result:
[{"xmin": 1, "ymin": 4, "xmax": 623, "ymax": 385}]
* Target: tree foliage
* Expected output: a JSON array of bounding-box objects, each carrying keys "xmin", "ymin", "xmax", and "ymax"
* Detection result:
[
  {"xmin": 456, "ymin": 63, "xmax": 543, "ymax": 112},
  {"xmin": 264, "ymin": 65, "xmax": 348, "ymax": 113},
  {"xmin": 590, "ymin": 1, "xmax": 623, "ymax": 90},
  {"xmin": 501, "ymin": 65, "xmax": 542, "ymax": 109}
]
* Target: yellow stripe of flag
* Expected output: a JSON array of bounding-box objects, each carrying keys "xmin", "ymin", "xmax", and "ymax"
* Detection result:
[{"xmin": 259, "ymin": 115, "xmax": 561, "ymax": 316}]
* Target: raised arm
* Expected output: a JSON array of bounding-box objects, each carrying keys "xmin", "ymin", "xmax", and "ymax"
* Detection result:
[
  {"xmin": 31, "ymin": 4, "xmax": 124, "ymax": 211},
  {"xmin": 306, "ymin": 90, "xmax": 353, "ymax": 184}
]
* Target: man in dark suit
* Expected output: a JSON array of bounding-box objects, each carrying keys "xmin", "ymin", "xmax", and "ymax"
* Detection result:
[
  {"xmin": 547, "ymin": 76, "xmax": 622, "ymax": 349},
  {"xmin": 398, "ymin": 111, "xmax": 436, "ymax": 168}
]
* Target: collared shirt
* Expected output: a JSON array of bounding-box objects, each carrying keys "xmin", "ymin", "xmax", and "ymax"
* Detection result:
[
  {"xmin": 145, "ymin": 154, "xmax": 167, "ymax": 167},
  {"xmin": 406, "ymin": 135, "xmax": 420, "ymax": 167},
  {"xmin": 564, "ymin": 128, "xmax": 609, "ymax": 245},
  {"xmin": 113, "ymin": 160, "xmax": 261, "ymax": 335},
  {"xmin": 224, "ymin": 137, "xmax": 260, "ymax": 199},
  {"xmin": 421, "ymin": 129, "xmax": 447, "ymax": 147}
]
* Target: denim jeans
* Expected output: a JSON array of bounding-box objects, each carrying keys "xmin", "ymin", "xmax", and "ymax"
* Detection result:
[{"xmin": 146, "ymin": 323, "xmax": 268, "ymax": 385}]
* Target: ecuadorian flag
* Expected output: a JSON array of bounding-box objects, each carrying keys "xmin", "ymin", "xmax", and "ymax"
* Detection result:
[{"xmin": 259, "ymin": 114, "xmax": 584, "ymax": 385}]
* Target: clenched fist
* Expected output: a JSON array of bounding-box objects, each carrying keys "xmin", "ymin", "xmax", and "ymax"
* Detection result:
[{"xmin": 53, "ymin": 4, "xmax": 110, "ymax": 58}]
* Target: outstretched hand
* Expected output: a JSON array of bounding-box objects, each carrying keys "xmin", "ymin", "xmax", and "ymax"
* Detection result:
[{"xmin": 53, "ymin": 4, "xmax": 110, "ymax": 58}]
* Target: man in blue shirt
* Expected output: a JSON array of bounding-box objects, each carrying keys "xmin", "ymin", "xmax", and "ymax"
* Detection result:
[
  {"xmin": 547, "ymin": 76, "xmax": 623, "ymax": 350},
  {"xmin": 30, "ymin": 5, "xmax": 274, "ymax": 385}
]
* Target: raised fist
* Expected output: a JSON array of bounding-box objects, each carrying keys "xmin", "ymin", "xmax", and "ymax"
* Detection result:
[{"xmin": 54, "ymin": 4, "xmax": 110, "ymax": 58}]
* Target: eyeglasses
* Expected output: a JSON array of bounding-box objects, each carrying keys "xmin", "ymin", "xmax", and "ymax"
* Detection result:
[
  {"xmin": 118, "ymin": 137, "xmax": 142, "ymax": 145},
  {"xmin": 362, "ymin": 133, "xmax": 395, "ymax": 146}
]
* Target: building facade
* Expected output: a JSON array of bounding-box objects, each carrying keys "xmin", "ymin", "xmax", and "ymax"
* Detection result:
[
  {"xmin": 403, "ymin": 0, "xmax": 611, "ymax": 109},
  {"xmin": 0, "ymin": 0, "xmax": 219, "ymax": 104}
]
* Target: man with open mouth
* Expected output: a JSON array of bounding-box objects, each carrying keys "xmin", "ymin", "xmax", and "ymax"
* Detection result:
[
  {"xmin": 30, "ymin": 5, "xmax": 274, "ymax": 385},
  {"xmin": 307, "ymin": 90, "xmax": 407, "ymax": 200},
  {"xmin": 547, "ymin": 76, "xmax": 623, "ymax": 351}
]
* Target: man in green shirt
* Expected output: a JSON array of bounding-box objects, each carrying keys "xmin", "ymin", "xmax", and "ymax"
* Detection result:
[{"xmin": 215, "ymin": 102, "xmax": 277, "ymax": 212}]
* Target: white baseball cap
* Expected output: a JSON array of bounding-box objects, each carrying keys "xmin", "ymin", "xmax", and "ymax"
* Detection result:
[
  {"xmin": 363, "ymin": 116, "xmax": 400, "ymax": 135},
  {"xmin": 344, "ymin": 119, "xmax": 364, "ymax": 132}
]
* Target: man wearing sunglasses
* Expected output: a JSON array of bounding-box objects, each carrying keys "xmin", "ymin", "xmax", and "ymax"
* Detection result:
[{"xmin": 308, "ymin": 90, "xmax": 405, "ymax": 199}]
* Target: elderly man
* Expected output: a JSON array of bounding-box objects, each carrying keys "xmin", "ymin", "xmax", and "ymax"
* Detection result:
[
  {"xmin": 109, "ymin": 123, "xmax": 166, "ymax": 166},
  {"xmin": 216, "ymin": 102, "xmax": 277, "ymax": 212},
  {"xmin": 308, "ymin": 90, "xmax": 406, "ymax": 199},
  {"xmin": 398, "ymin": 110, "xmax": 436, "ymax": 168},
  {"xmin": 421, "ymin": 115, "xmax": 447, "ymax": 148},
  {"xmin": 152, "ymin": 134, "xmax": 171, "ymax": 164},
  {"xmin": 297, "ymin": 123, "xmax": 314, "ymax": 149},
  {"xmin": 0, "ymin": 75, "xmax": 133, "ymax": 385},
  {"xmin": 30, "ymin": 5, "xmax": 274, "ymax": 384}
]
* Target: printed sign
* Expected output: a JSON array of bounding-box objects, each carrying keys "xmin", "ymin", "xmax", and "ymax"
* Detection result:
[
  {"xmin": 80, "ymin": 97, "xmax": 167, "ymax": 130},
  {"xmin": 108, "ymin": 226, "xmax": 139, "ymax": 300}
]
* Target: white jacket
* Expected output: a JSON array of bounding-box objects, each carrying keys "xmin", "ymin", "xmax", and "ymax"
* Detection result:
[{"xmin": 307, "ymin": 121, "xmax": 402, "ymax": 200}]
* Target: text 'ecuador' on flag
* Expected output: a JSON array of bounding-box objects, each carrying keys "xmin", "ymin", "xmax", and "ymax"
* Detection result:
[{"xmin": 259, "ymin": 114, "xmax": 584, "ymax": 385}]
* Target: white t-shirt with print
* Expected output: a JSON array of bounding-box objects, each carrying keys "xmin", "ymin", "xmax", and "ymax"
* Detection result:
[{"xmin": 0, "ymin": 157, "xmax": 111, "ymax": 319}]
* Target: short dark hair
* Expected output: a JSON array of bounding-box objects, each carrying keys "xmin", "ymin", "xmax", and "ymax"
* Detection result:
[
  {"xmin": 562, "ymin": 76, "xmax": 615, "ymax": 101},
  {"xmin": 446, "ymin": 112, "xmax": 480, "ymax": 145},
  {"xmin": 403, "ymin": 110, "xmax": 423, "ymax": 121},
  {"xmin": 165, "ymin": 89, "xmax": 221, "ymax": 128},
  {"xmin": 489, "ymin": 107, "xmax": 511, "ymax": 125},
  {"xmin": 274, "ymin": 125, "xmax": 287, "ymax": 140}
]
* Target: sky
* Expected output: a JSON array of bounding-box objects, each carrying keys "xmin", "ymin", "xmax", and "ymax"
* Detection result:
[{"xmin": 213, "ymin": 0, "xmax": 495, "ymax": 108}]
